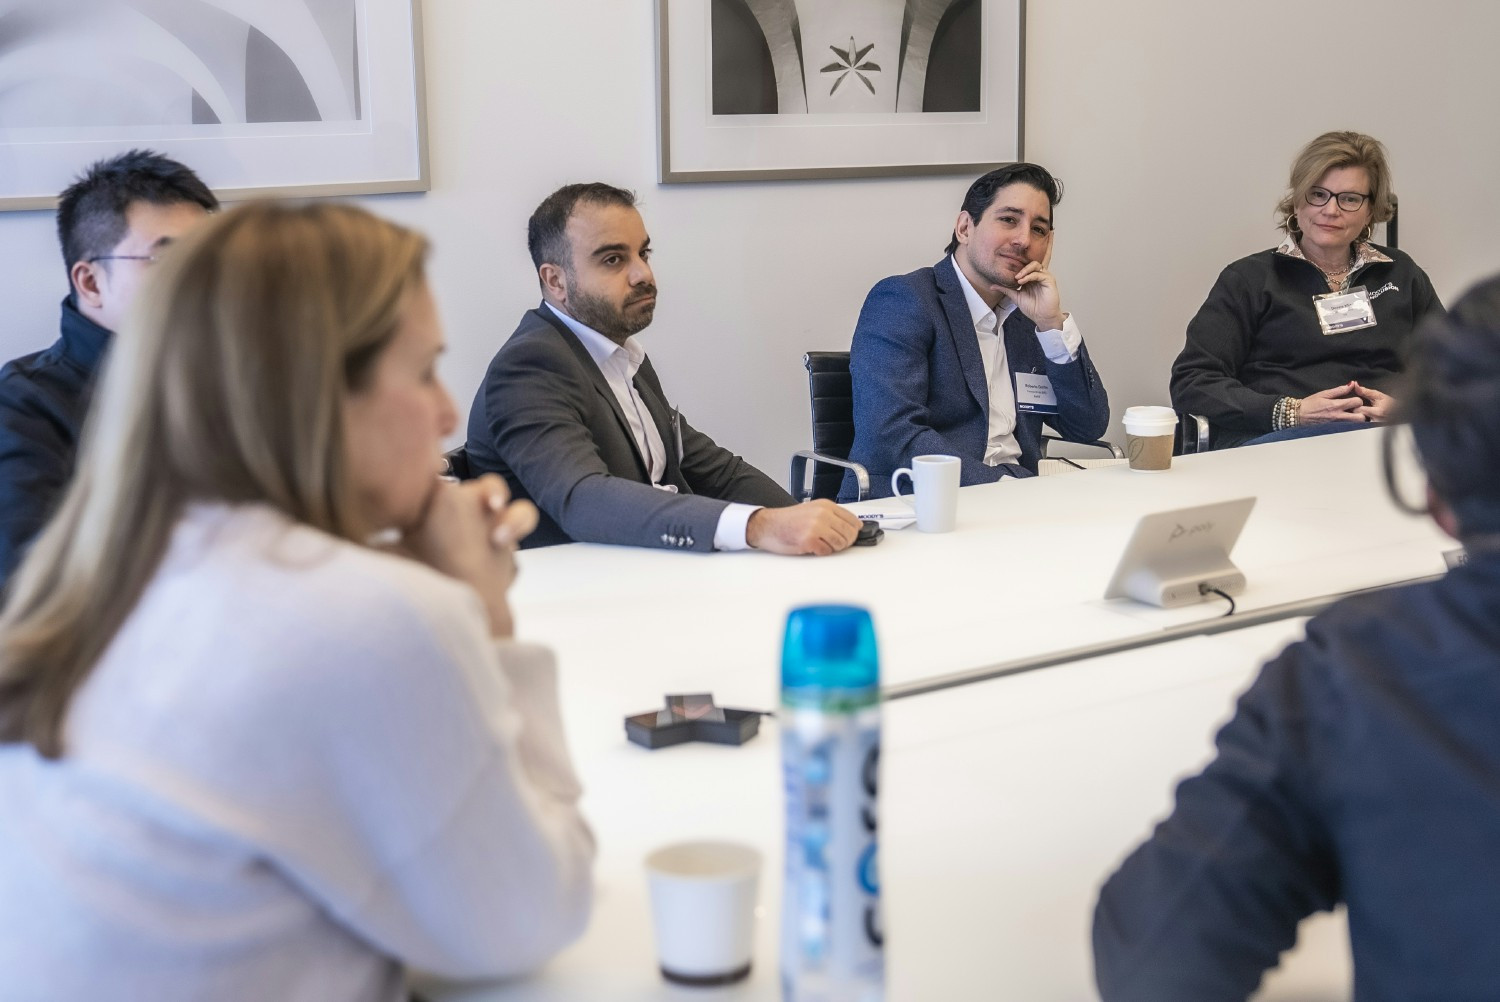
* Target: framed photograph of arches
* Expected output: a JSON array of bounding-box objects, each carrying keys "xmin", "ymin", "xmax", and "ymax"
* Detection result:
[
  {"xmin": 0, "ymin": 0, "xmax": 428, "ymax": 210},
  {"xmin": 657, "ymin": 0, "xmax": 1024, "ymax": 183}
]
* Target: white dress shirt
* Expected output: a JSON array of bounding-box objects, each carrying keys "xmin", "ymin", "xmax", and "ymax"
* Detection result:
[
  {"xmin": 0, "ymin": 503, "xmax": 594, "ymax": 1002},
  {"xmin": 949, "ymin": 257, "xmax": 1083, "ymax": 466},
  {"xmin": 545, "ymin": 303, "xmax": 757, "ymax": 549}
]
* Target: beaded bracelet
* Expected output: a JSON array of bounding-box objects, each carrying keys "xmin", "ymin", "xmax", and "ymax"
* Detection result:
[{"xmin": 1272, "ymin": 396, "xmax": 1302, "ymax": 431}]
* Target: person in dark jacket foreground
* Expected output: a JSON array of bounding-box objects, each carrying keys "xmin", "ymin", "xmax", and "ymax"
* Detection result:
[{"xmin": 1096, "ymin": 274, "xmax": 1500, "ymax": 1001}]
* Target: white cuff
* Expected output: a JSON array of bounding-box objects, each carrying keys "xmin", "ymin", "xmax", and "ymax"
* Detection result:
[
  {"xmin": 714, "ymin": 503, "xmax": 760, "ymax": 551},
  {"xmin": 1036, "ymin": 313, "xmax": 1082, "ymax": 363}
]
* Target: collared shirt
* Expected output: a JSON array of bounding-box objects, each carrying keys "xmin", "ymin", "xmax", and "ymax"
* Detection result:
[
  {"xmin": 544, "ymin": 302, "xmax": 757, "ymax": 550},
  {"xmin": 546, "ymin": 302, "xmax": 668, "ymax": 487},
  {"xmin": 1275, "ymin": 236, "xmax": 1393, "ymax": 292},
  {"xmin": 948, "ymin": 257, "xmax": 1082, "ymax": 466}
]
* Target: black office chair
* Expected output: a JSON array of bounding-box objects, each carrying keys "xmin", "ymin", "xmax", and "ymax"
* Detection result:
[
  {"xmin": 1174, "ymin": 196, "xmax": 1401, "ymax": 455},
  {"xmin": 790, "ymin": 352, "xmax": 869, "ymax": 502},
  {"xmin": 441, "ymin": 445, "xmax": 473, "ymax": 481},
  {"xmin": 789, "ymin": 351, "xmax": 1123, "ymax": 500}
]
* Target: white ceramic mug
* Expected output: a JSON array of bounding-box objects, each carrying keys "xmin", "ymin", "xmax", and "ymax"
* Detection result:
[
  {"xmin": 645, "ymin": 840, "xmax": 761, "ymax": 986},
  {"xmin": 890, "ymin": 454, "xmax": 961, "ymax": 532}
]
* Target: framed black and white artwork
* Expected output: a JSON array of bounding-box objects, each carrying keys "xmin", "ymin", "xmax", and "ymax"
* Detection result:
[
  {"xmin": 0, "ymin": 0, "xmax": 429, "ymax": 210},
  {"xmin": 657, "ymin": 0, "xmax": 1025, "ymax": 182}
]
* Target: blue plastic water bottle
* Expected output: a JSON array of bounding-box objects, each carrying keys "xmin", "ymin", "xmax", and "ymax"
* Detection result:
[{"xmin": 780, "ymin": 605, "xmax": 884, "ymax": 1002}]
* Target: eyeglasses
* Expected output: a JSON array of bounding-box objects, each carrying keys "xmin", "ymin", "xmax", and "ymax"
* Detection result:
[
  {"xmin": 1305, "ymin": 186, "xmax": 1370, "ymax": 212},
  {"xmin": 87, "ymin": 252, "xmax": 162, "ymax": 266},
  {"xmin": 1381, "ymin": 424, "xmax": 1427, "ymax": 517}
]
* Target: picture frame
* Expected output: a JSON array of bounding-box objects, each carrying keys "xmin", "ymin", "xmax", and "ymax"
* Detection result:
[
  {"xmin": 656, "ymin": 0, "xmax": 1025, "ymax": 183},
  {"xmin": 0, "ymin": 0, "xmax": 429, "ymax": 211}
]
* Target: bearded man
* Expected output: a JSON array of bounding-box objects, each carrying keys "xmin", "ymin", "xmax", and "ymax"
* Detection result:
[{"xmin": 466, "ymin": 183, "xmax": 858, "ymax": 553}]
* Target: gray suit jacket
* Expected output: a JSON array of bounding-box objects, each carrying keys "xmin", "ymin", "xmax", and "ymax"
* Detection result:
[{"xmin": 465, "ymin": 305, "xmax": 795, "ymax": 550}]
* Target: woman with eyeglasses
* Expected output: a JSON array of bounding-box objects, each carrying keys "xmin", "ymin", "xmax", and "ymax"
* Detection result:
[
  {"xmin": 1170, "ymin": 131, "xmax": 1443, "ymax": 450},
  {"xmin": 0, "ymin": 202, "xmax": 594, "ymax": 1000}
]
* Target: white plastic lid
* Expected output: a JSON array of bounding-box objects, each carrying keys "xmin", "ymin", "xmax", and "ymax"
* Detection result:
[{"xmin": 1123, "ymin": 405, "xmax": 1177, "ymax": 435}]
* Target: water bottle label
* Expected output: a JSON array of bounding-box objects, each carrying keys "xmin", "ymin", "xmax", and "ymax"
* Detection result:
[{"xmin": 781, "ymin": 705, "xmax": 884, "ymax": 999}]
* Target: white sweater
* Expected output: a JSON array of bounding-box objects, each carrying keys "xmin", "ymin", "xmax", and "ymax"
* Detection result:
[{"xmin": 0, "ymin": 503, "xmax": 595, "ymax": 1001}]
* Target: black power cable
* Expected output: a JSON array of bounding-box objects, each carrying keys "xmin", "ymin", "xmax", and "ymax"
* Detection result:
[{"xmin": 1199, "ymin": 582, "xmax": 1237, "ymax": 617}]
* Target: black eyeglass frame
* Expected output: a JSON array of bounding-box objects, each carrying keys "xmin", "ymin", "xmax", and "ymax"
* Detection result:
[
  {"xmin": 1381, "ymin": 423, "xmax": 1429, "ymax": 517},
  {"xmin": 86, "ymin": 253, "xmax": 162, "ymax": 265},
  {"xmin": 1305, "ymin": 186, "xmax": 1371, "ymax": 212}
]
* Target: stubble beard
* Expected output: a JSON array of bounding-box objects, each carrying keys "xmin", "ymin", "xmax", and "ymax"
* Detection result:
[
  {"xmin": 964, "ymin": 245, "xmax": 1024, "ymax": 292},
  {"xmin": 567, "ymin": 284, "xmax": 657, "ymax": 343}
]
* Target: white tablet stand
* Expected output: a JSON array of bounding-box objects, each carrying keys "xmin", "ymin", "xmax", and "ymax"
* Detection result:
[{"xmin": 1103, "ymin": 497, "xmax": 1257, "ymax": 608}]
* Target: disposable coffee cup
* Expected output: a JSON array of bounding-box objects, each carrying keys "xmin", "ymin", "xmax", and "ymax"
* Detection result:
[
  {"xmin": 1123, "ymin": 406, "xmax": 1177, "ymax": 472},
  {"xmin": 890, "ymin": 454, "xmax": 961, "ymax": 532},
  {"xmin": 645, "ymin": 840, "xmax": 761, "ymax": 986}
]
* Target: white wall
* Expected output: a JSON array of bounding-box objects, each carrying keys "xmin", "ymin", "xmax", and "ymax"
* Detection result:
[{"xmin": 2, "ymin": 0, "xmax": 1497, "ymax": 480}]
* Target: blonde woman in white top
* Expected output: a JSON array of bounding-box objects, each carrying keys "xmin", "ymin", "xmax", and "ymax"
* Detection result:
[{"xmin": 0, "ymin": 202, "xmax": 595, "ymax": 1001}]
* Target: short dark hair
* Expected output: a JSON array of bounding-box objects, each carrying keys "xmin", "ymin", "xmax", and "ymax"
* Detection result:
[
  {"xmin": 56, "ymin": 150, "xmax": 218, "ymax": 290},
  {"xmin": 1399, "ymin": 275, "xmax": 1500, "ymax": 536},
  {"xmin": 527, "ymin": 182, "xmax": 638, "ymax": 271},
  {"xmin": 945, "ymin": 163, "xmax": 1063, "ymax": 255}
]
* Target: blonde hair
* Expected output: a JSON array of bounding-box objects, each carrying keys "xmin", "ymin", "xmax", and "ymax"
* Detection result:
[
  {"xmin": 0, "ymin": 201, "xmax": 429, "ymax": 757},
  {"xmin": 1276, "ymin": 131, "xmax": 1396, "ymax": 239}
]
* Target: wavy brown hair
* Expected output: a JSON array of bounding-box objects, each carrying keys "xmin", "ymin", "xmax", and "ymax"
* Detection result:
[
  {"xmin": 1276, "ymin": 131, "xmax": 1396, "ymax": 240},
  {"xmin": 0, "ymin": 201, "xmax": 429, "ymax": 757}
]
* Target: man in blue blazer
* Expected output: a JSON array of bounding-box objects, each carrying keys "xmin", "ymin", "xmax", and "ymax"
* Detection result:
[{"xmin": 843, "ymin": 164, "xmax": 1110, "ymax": 501}]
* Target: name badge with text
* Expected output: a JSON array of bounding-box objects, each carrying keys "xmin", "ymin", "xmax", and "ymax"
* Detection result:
[
  {"xmin": 1015, "ymin": 372, "xmax": 1058, "ymax": 414},
  {"xmin": 1315, "ymin": 286, "xmax": 1378, "ymax": 335}
]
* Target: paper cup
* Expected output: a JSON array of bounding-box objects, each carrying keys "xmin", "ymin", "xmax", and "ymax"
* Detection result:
[
  {"xmin": 1123, "ymin": 406, "xmax": 1177, "ymax": 472},
  {"xmin": 645, "ymin": 840, "xmax": 761, "ymax": 986}
]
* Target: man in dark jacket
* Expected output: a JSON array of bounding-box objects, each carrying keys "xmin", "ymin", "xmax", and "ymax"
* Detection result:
[
  {"xmin": 1094, "ymin": 275, "xmax": 1500, "ymax": 1002},
  {"xmin": 0, "ymin": 151, "xmax": 216, "ymax": 589},
  {"xmin": 466, "ymin": 182, "xmax": 859, "ymax": 554}
]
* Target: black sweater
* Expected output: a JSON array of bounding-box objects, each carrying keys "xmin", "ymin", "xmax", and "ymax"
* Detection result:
[{"xmin": 1169, "ymin": 246, "xmax": 1442, "ymax": 449}]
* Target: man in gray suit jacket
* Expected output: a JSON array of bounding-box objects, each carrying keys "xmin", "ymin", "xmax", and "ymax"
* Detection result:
[{"xmin": 466, "ymin": 182, "xmax": 860, "ymax": 553}]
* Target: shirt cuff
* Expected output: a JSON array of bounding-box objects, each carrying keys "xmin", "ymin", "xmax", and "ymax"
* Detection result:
[
  {"xmin": 714, "ymin": 503, "xmax": 761, "ymax": 551},
  {"xmin": 1036, "ymin": 313, "xmax": 1082, "ymax": 363}
]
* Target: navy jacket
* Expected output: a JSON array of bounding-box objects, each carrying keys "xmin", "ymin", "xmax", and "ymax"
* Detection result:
[
  {"xmin": 466, "ymin": 305, "xmax": 795, "ymax": 550},
  {"xmin": 1094, "ymin": 551, "xmax": 1500, "ymax": 1001},
  {"xmin": 843, "ymin": 258, "xmax": 1109, "ymax": 501},
  {"xmin": 0, "ymin": 298, "xmax": 110, "ymax": 589}
]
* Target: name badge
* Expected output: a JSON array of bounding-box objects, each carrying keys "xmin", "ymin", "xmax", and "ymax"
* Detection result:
[
  {"xmin": 1315, "ymin": 286, "xmax": 1378, "ymax": 335},
  {"xmin": 1015, "ymin": 372, "xmax": 1058, "ymax": 414}
]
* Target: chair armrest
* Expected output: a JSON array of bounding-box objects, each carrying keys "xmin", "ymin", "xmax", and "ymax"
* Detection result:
[
  {"xmin": 441, "ymin": 446, "xmax": 472, "ymax": 481},
  {"xmin": 1173, "ymin": 414, "xmax": 1211, "ymax": 455},
  {"xmin": 789, "ymin": 450, "xmax": 869, "ymax": 502},
  {"xmin": 1040, "ymin": 434, "xmax": 1125, "ymax": 460}
]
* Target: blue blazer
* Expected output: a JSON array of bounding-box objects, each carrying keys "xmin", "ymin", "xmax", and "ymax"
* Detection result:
[{"xmin": 842, "ymin": 259, "xmax": 1110, "ymax": 501}]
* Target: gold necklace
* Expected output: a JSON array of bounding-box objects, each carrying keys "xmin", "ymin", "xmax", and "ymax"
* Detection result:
[{"xmin": 1306, "ymin": 248, "xmax": 1354, "ymax": 287}]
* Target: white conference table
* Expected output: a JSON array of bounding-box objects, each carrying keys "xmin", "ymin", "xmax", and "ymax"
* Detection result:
[
  {"xmin": 428, "ymin": 619, "xmax": 1352, "ymax": 1001},
  {"xmin": 507, "ymin": 428, "xmax": 1451, "ymax": 707},
  {"xmin": 419, "ymin": 431, "xmax": 1446, "ymax": 1000}
]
